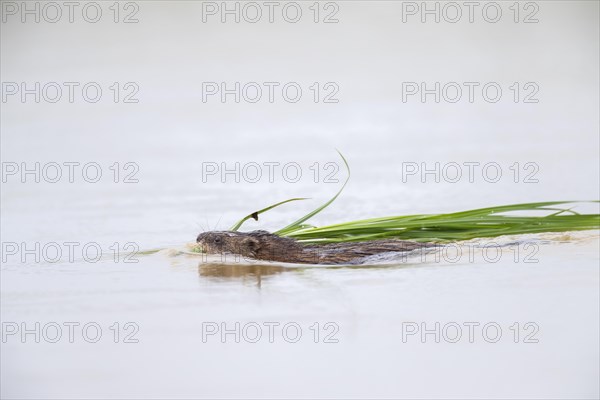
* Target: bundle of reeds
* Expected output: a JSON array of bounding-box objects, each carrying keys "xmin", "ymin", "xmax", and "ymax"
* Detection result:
[{"xmin": 229, "ymin": 153, "xmax": 599, "ymax": 244}]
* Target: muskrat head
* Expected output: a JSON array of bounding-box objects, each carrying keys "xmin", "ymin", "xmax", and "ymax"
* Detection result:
[{"xmin": 196, "ymin": 231, "xmax": 261, "ymax": 257}]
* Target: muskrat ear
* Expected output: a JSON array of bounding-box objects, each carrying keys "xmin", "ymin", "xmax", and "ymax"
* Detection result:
[{"xmin": 241, "ymin": 237, "xmax": 260, "ymax": 256}]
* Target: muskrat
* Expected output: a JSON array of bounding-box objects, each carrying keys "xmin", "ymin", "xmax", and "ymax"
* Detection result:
[{"xmin": 196, "ymin": 230, "xmax": 438, "ymax": 265}]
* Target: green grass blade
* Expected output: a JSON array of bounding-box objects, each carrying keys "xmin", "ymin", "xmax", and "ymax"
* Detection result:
[
  {"xmin": 274, "ymin": 150, "xmax": 350, "ymax": 236},
  {"xmin": 226, "ymin": 151, "xmax": 599, "ymax": 243},
  {"xmin": 229, "ymin": 197, "xmax": 309, "ymax": 231},
  {"xmin": 282, "ymin": 201, "xmax": 599, "ymax": 243}
]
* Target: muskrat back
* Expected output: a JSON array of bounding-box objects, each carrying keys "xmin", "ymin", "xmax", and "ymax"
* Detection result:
[{"xmin": 196, "ymin": 230, "xmax": 437, "ymax": 265}]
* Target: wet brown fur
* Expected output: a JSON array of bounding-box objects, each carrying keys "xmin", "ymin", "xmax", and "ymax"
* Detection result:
[{"xmin": 196, "ymin": 230, "xmax": 437, "ymax": 265}]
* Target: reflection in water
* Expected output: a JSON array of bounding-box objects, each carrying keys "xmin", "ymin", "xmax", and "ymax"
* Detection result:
[
  {"xmin": 195, "ymin": 258, "xmax": 430, "ymax": 287},
  {"xmin": 198, "ymin": 262, "xmax": 296, "ymax": 287},
  {"xmin": 193, "ymin": 246, "xmax": 452, "ymax": 286}
]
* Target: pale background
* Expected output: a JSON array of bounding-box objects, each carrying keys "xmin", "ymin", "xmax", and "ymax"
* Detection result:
[{"xmin": 1, "ymin": 1, "xmax": 599, "ymax": 398}]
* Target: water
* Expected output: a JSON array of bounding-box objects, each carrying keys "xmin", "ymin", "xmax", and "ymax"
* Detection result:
[{"xmin": 1, "ymin": 1, "xmax": 599, "ymax": 398}]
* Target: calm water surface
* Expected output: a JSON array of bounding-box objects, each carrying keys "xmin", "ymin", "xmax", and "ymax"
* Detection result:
[{"xmin": 2, "ymin": 1, "xmax": 599, "ymax": 398}]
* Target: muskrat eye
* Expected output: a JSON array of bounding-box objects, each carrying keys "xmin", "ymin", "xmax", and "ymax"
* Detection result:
[{"xmin": 214, "ymin": 237, "xmax": 221, "ymax": 244}]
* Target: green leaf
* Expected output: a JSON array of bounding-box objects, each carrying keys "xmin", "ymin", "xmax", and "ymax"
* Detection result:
[
  {"xmin": 275, "ymin": 150, "xmax": 351, "ymax": 236},
  {"xmin": 281, "ymin": 201, "xmax": 599, "ymax": 243},
  {"xmin": 226, "ymin": 150, "xmax": 599, "ymax": 243},
  {"xmin": 229, "ymin": 197, "xmax": 309, "ymax": 231}
]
